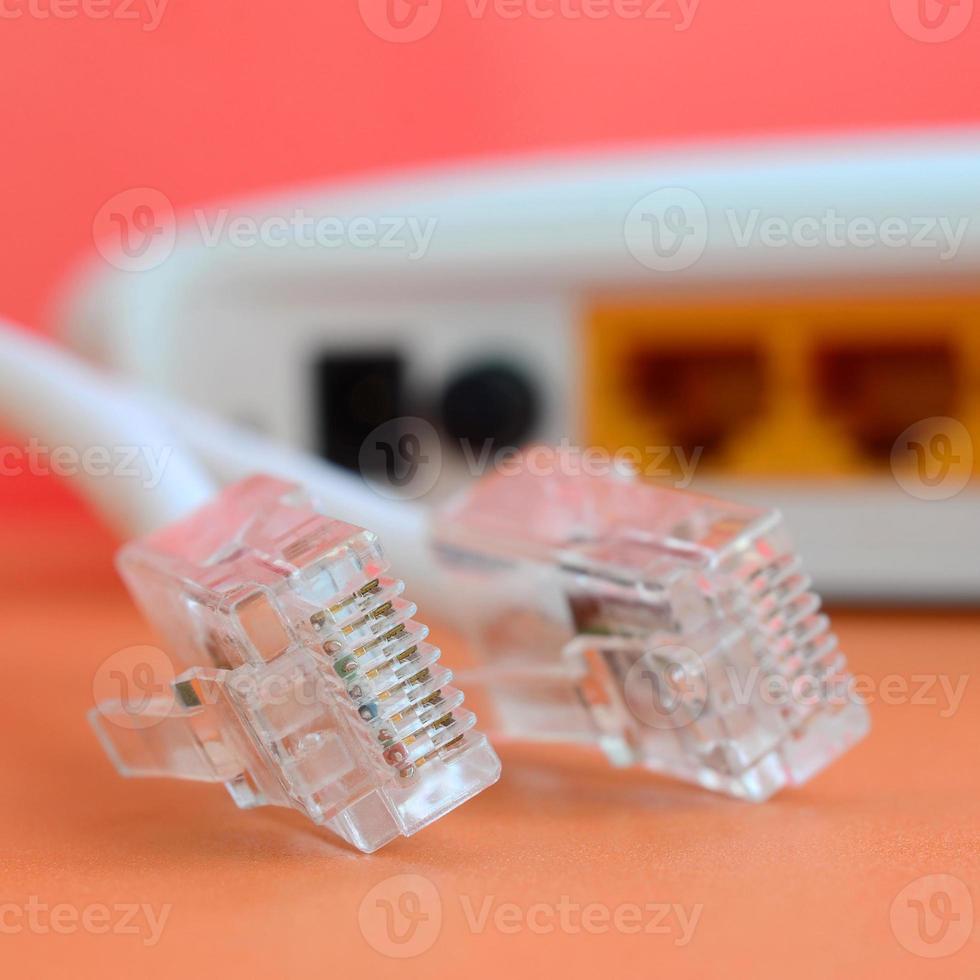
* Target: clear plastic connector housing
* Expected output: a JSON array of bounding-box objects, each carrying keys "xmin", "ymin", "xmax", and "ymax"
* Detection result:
[
  {"xmin": 90, "ymin": 476, "xmax": 500, "ymax": 852},
  {"xmin": 432, "ymin": 457, "xmax": 869, "ymax": 802}
]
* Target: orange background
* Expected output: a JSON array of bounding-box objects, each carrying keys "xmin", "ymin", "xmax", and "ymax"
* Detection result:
[{"xmin": 0, "ymin": 0, "xmax": 979, "ymax": 330}]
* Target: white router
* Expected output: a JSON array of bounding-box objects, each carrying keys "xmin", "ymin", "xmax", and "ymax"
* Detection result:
[{"xmin": 56, "ymin": 129, "xmax": 980, "ymax": 601}]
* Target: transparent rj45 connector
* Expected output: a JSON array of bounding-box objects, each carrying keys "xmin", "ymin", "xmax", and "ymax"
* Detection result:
[
  {"xmin": 432, "ymin": 457, "xmax": 869, "ymax": 802},
  {"xmin": 90, "ymin": 476, "xmax": 500, "ymax": 852}
]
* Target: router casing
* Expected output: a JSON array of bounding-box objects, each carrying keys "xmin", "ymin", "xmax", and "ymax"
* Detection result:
[{"xmin": 58, "ymin": 130, "xmax": 980, "ymax": 601}]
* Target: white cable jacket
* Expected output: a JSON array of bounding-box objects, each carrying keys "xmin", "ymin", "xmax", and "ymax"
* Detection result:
[
  {"xmin": 0, "ymin": 320, "xmax": 216, "ymax": 535},
  {"xmin": 141, "ymin": 393, "xmax": 439, "ymax": 592},
  {"xmin": 0, "ymin": 318, "xmax": 438, "ymax": 599}
]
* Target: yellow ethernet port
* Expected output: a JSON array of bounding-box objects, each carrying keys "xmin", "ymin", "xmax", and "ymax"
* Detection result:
[
  {"xmin": 586, "ymin": 297, "xmax": 980, "ymax": 480},
  {"xmin": 623, "ymin": 344, "xmax": 766, "ymax": 459},
  {"xmin": 815, "ymin": 341, "xmax": 956, "ymax": 464}
]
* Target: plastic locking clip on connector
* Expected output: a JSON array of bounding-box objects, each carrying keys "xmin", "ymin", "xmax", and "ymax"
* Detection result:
[{"xmin": 90, "ymin": 476, "xmax": 501, "ymax": 853}]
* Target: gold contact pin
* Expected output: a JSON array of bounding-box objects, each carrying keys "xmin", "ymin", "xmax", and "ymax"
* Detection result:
[
  {"xmin": 313, "ymin": 580, "xmax": 381, "ymax": 629},
  {"xmin": 342, "ymin": 615, "xmax": 368, "ymax": 636},
  {"xmin": 373, "ymin": 661, "xmax": 436, "ymax": 709},
  {"xmin": 395, "ymin": 644, "xmax": 418, "ymax": 664}
]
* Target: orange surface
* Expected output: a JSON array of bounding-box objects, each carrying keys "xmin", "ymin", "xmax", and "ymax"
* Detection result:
[{"xmin": 2, "ymin": 508, "xmax": 979, "ymax": 978}]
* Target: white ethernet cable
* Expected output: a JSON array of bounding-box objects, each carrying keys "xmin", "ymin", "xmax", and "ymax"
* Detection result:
[
  {"xmin": 0, "ymin": 316, "xmax": 435, "ymax": 592},
  {"xmin": 0, "ymin": 320, "xmax": 500, "ymax": 851},
  {"xmin": 0, "ymin": 320, "xmax": 215, "ymax": 534},
  {"xmin": 147, "ymin": 394, "xmax": 871, "ymax": 802},
  {"xmin": 0, "ymin": 321, "xmax": 868, "ymax": 814}
]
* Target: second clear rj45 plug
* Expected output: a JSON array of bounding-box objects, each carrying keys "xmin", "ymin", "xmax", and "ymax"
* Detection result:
[
  {"xmin": 433, "ymin": 455, "xmax": 869, "ymax": 802},
  {"xmin": 90, "ymin": 476, "xmax": 500, "ymax": 852}
]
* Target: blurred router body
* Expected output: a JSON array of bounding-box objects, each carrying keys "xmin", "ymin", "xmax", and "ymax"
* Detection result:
[{"xmin": 58, "ymin": 130, "xmax": 980, "ymax": 601}]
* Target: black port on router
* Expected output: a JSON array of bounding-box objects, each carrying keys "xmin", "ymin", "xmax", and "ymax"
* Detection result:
[
  {"xmin": 441, "ymin": 362, "xmax": 540, "ymax": 454},
  {"xmin": 314, "ymin": 351, "xmax": 404, "ymax": 472},
  {"xmin": 815, "ymin": 341, "xmax": 957, "ymax": 463},
  {"xmin": 625, "ymin": 345, "xmax": 766, "ymax": 459}
]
